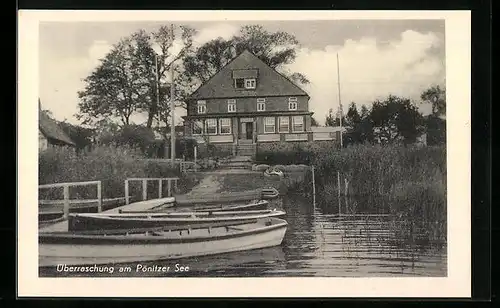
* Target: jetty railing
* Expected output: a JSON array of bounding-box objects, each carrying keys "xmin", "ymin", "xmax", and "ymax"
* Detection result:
[
  {"xmin": 38, "ymin": 180, "xmax": 102, "ymax": 220},
  {"xmin": 124, "ymin": 177, "xmax": 180, "ymax": 205}
]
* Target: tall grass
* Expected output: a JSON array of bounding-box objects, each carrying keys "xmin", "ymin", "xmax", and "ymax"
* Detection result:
[
  {"xmin": 256, "ymin": 142, "xmax": 447, "ymax": 244},
  {"xmin": 38, "ymin": 146, "xmax": 192, "ymax": 200}
]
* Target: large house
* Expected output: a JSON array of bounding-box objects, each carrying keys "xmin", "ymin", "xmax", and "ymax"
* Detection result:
[
  {"xmin": 39, "ymin": 104, "xmax": 75, "ymax": 151},
  {"xmin": 183, "ymin": 50, "xmax": 317, "ymax": 156}
]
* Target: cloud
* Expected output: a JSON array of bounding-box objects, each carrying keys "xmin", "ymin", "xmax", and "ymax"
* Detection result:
[
  {"xmin": 88, "ymin": 40, "xmax": 112, "ymax": 66},
  {"xmin": 287, "ymin": 30, "xmax": 444, "ymax": 124},
  {"xmin": 39, "ymin": 40, "xmax": 112, "ymax": 123},
  {"xmin": 193, "ymin": 23, "xmax": 239, "ymax": 46}
]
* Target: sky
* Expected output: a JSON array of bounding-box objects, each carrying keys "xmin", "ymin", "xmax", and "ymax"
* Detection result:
[{"xmin": 39, "ymin": 19, "xmax": 445, "ymax": 126}]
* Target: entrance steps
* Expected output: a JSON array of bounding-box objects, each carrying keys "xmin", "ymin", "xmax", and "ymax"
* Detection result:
[
  {"xmin": 219, "ymin": 155, "xmax": 253, "ymax": 170},
  {"xmin": 236, "ymin": 143, "xmax": 256, "ymax": 157}
]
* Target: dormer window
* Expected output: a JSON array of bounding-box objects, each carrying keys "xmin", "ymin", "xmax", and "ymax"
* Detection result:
[
  {"xmin": 288, "ymin": 97, "xmax": 298, "ymax": 110},
  {"xmin": 197, "ymin": 100, "xmax": 206, "ymax": 114},
  {"xmin": 245, "ymin": 79, "xmax": 256, "ymax": 89},
  {"xmin": 234, "ymin": 79, "xmax": 245, "ymax": 89},
  {"xmin": 232, "ymin": 69, "xmax": 259, "ymax": 90}
]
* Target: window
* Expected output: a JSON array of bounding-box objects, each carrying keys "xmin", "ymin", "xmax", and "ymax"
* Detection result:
[
  {"xmin": 292, "ymin": 116, "xmax": 304, "ymax": 132},
  {"xmin": 234, "ymin": 79, "xmax": 245, "ymax": 89},
  {"xmin": 219, "ymin": 118, "xmax": 232, "ymax": 135},
  {"xmin": 279, "ymin": 116, "xmax": 289, "ymax": 133},
  {"xmin": 228, "ymin": 100, "xmax": 236, "ymax": 112},
  {"xmin": 264, "ymin": 117, "xmax": 275, "ymax": 133},
  {"xmin": 257, "ymin": 98, "xmax": 266, "ymax": 103},
  {"xmin": 288, "ymin": 97, "xmax": 298, "ymax": 111},
  {"xmin": 257, "ymin": 100, "xmax": 266, "ymax": 111},
  {"xmin": 245, "ymin": 79, "xmax": 256, "ymax": 89},
  {"xmin": 197, "ymin": 100, "xmax": 206, "ymax": 114},
  {"xmin": 206, "ymin": 119, "xmax": 217, "ymax": 135},
  {"xmin": 193, "ymin": 120, "xmax": 203, "ymax": 135}
]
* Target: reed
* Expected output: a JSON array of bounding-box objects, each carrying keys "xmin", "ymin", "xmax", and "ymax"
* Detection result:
[{"xmin": 256, "ymin": 142, "xmax": 447, "ymax": 244}]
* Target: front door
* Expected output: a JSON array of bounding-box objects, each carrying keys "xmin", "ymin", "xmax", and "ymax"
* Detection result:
[{"xmin": 245, "ymin": 122, "xmax": 253, "ymax": 140}]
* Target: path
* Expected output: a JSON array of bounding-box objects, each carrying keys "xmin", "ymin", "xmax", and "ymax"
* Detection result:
[{"xmin": 184, "ymin": 174, "xmax": 223, "ymax": 196}]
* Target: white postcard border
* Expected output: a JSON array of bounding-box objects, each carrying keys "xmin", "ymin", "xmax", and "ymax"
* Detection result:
[{"xmin": 18, "ymin": 10, "xmax": 471, "ymax": 298}]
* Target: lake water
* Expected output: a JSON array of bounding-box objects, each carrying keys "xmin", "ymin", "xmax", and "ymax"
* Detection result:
[{"xmin": 39, "ymin": 196, "xmax": 447, "ymax": 277}]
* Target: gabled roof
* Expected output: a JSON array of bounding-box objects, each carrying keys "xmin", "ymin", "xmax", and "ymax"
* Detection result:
[
  {"xmin": 39, "ymin": 108, "xmax": 75, "ymax": 146},
  {"xmin": 188, "ymin": 50, "xmax": 309, "ymax": 100}
]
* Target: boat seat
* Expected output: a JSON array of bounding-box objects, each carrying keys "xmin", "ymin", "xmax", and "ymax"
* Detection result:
[{"xmin": 226, "ymin": 226, "xmax": 244, "ymax": 231}]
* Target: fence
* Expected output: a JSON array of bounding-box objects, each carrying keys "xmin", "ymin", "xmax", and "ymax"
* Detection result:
[
  {"xmin": 124, "ymin": 177, "xmax": 180, "ymax": 205},
  {"xmin": 38, "ymin": 180, "xmax": 102, "ymax": 220}
]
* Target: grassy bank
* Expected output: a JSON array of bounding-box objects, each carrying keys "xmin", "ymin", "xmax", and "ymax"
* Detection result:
[
  {"xmin": 256, "ymin": 142, "xmax": 447, "ymax": 244},
  {"xmin": 39, "ymin": 146, "xmax": 196, "ymax": 201}
]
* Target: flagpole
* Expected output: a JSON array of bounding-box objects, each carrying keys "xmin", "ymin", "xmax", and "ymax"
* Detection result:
[
  {"xmin": 336, "ymin": 53, "xmax": 343, "ymax": 148},
  {"xmin": 170, "ymin": 24, "xmax": 176, "ymax": 164},
  {"xmin": 154, "ymin": 54, "xmax": 160, "ymax": 116}
]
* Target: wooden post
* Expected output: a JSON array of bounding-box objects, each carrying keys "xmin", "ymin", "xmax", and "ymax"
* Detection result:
[
  {"xmin": 344, "ymin": 178, "xmax": 348, "ymax": 215},
  {"xmin": 311, "ymin": 166, "xmax": 316, "ymax": 209},
  {"xmin": 142, "ymin": 179, "xmax": 148, "ymax": 201},
  {"xmin": 174, "ymin": 179, "xmax": 178, "ymax": 192},
  {"xmin": 167, "ymin": 179, "xmax": 171, "ymax": 197},
  {"xmin": 125, "ymin": 180, "xmax": 129, "ymax": 205},
  {"xmin": 337, "ymin": 171, "xmax": 341, "ymax": 216},
  {"xmin": 194, "ymin": 146, "xmax": 197, "ymax": 165},
  {"xmin": 158, "ymin": 179, "xmax": 163, "ymax": 198},
  {"xmin": 63, "ymin": 185, "xmax": 70, "ymax": 220},
  {"xmin": 97, "ymin": 181, "xmax": 102, "ymax": 213}
]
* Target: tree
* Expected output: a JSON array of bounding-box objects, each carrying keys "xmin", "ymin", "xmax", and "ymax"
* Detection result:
[
  {"xmin": 343, "ymin": 102, "xmax": 376, "ymax": 145},
  {"xmin": 358, "ymin": 104, "xmax": 375, "ymax": 143},
  {"xmin": 310, "ymin": 117, "xmax": 319, "ymax": 127},
  {"xmin": 58, "ymin": 121, "xmax": 95, "ymax": 152},
  {"xmin": 325, "ymin": 108, "xmax": 335, "ymax": 126},
  {"xmin": 345, "ymin": 102, "xmax": 361, "ymax": 127},
  {"xmin": 325, "ymin": 108, "xmax": 346, "ymax": 127},
  {"xmin": 77, "ymin": 40, "xmax": 140, "ymax": 126},
  {"xmin": 182, "ymin": 25, "xmax": 309, "ymax": 89},
  {"xmin": 370, "ymin": 95, "xmax": 424, "ymax": 145},
  {"xmin": 420, "ymin": 85, "xmax": 446, "ymax": 145},
  {"xmin": 77, "ymin": 25, "xmax": 196, "ymax": 129},
  {"xmin": 131, "ymin": 26, "xmax": 196, "ymax": 129},
  {"xmin": 425, "ymin": 115, "xmax": 446, "ymax": 145},
  {"xmin": 182, "ymin": 38, "xmax": 235, "ymax": 84},
  {"xmin": 420, "ymin": 84, "xmax": 446, "ymax": 117},
  {"xmin": 344, "ymin": 102, "xmax": 361, "ymax": 144}
]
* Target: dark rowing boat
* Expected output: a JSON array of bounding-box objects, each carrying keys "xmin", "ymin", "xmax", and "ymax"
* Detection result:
[{"xmin": 67, "ymin": 209, "xmax": 287, "ymax": 232}]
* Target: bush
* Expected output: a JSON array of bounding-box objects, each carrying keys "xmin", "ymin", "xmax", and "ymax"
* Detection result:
[
  {"xmin": 256, "ymin": 141, "xmax": 335, "ymax": 165},
  {"xmin": 154, "ymin": 138, "xmax": 199, "ymax": 160},
  {"xmin": 196, "ymin": 143, "xmax": 234, "ymax": 160},
  {"xmin": 39, "ymin": 146, "xmax": 181, "ymax": 200},
  {"xmin": 100, "ymin": 124, "xmax": 155, "ymax": 155}
]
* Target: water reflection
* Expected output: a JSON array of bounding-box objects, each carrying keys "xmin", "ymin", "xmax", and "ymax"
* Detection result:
[
  {"xmin": 273, "ymin": 196, "xmax": 447, "ymax": 277},
  {"xmin": 39, "ymin": 195, "xmax": 447, "ymax": 277}
]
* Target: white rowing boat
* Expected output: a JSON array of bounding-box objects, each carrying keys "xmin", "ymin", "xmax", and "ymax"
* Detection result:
[
  {"xmin": 39, "ymin": 217, "xmax": 288, "ymax": 267},
  {"xmin": 121, "ymin": 200, "xmax": 269, "ymax": 214}
]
